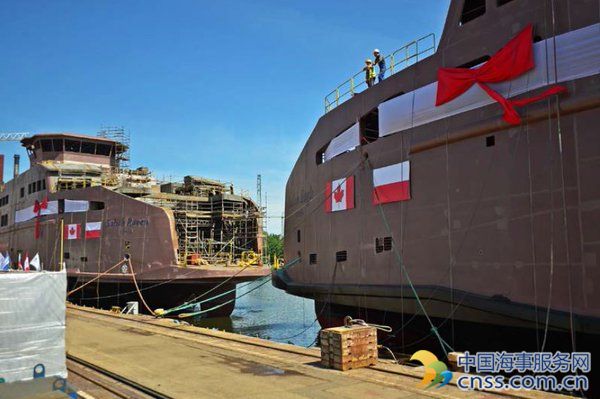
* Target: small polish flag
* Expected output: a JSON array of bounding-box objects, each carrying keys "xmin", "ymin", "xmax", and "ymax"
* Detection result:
[
  {"xmin": 85, "ymin": 222, "xmax": 102, "ymax": 239},
  {"xmin": 23, "ymin": 253, "xmax": 30, "ymax": 272},
  {"xmin": 325, "ymin": 176, "xmax": 354, "ymax": 212},
  {"xmin": 64, "ymin": 223, "xmax": 81, "ymax": 240},
  {"xmin": 372, "ymin": 161, "xmax": 411, "ymax": 205}
]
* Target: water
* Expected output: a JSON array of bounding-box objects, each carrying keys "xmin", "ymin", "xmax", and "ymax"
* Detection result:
[{"xmin": 189, "ymin": 282, "xmax": 321, "ymax": 347}]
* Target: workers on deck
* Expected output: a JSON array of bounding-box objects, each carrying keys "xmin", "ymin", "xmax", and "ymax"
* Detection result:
[
  {"xmin": 373, "ymin": 49, "xmax": 386, "ymax": 82},
  {"xmin": 364, "ymin": 59, "xmax": 376, "ymax": 88}
]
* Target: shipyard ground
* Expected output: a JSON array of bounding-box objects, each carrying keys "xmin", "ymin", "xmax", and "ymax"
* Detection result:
[{"xmin": 61, "ymin": 305, "xmax": 572, "ymax": 399}]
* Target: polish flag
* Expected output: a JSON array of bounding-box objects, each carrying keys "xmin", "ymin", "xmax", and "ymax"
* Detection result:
[
  {"xmin": 372, "ymin": 161, "xmax": 411, "ymax": 205},
  {"xmin": 64, "ymin": 223, "xmax": 81, "ymax": 240},
  {"xmin": 85, "ymin": 222, "xmax": 102, "ymax": 239},
  {"xmin": 23, "ymin": 253, "xmax": 30, "ymax": 272},
  {"xmin": 325, "ymin": 176, "xmax": 354, "ymax": 212}
]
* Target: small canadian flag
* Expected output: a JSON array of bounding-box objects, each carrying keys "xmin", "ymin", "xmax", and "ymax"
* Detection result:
[
  {"xmin": 64, "ymin": 223, "xmax": 81, "ymax": 240},
  {"xmin": 325, "ymin": 176, "xmax": 355, "ymax": 212},
  {"xmin": 372, "ymin": 161, "xmax": 411, "ymax": 205},
  {"xmin": 85, "ymin": 222, "xmax": 102, "ymax": 239}
]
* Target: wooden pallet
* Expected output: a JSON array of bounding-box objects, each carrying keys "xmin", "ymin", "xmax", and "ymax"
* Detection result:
[{"xmin": 320, "ymin": 325, "xmax": 378, "ymax": 371}]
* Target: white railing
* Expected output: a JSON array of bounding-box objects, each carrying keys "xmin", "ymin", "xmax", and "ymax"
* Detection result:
[{"xmin": 324, "ymin": 34, "xmax": 436, "ymax": 113}]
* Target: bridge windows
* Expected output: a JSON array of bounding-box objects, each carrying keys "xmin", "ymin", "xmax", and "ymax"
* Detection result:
[
  {"xmin": 309, "ymin": 253, "xmax": 317, "ymax": 265},
  {"xmin": 40, "ymin": 139, "xmax": 53, "ymax": 152},
  {"xmin": 81, "ymin": 141, "xmax": 96, "ymax": 154},
  {"xmin": 0, "ymin": 195, "xmax": 9, "ymax": 207},
  {"xmin": 1, "ymin": 214, "xmax": 8, "ymax": 227},
  {"xmin": 96, "ymin": 143, "xmax": 112, "ymax": 156},
  {"xmin": 52, "ymin": 139, "xmax": 64, "ymax": 151},
  {"xmin": 460, "ymin": 0, "xmax": 485, "ymax": 25},
  {"xmin": 65, "ymin": 139, "xmax": 81, "ymax": 153}
]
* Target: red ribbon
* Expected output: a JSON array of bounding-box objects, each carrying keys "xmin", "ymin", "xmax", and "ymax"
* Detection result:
[
  {"xmin": 435, "ymin": 24, "xmax": 567, "ymax": 125},
  {"xmin": 33, "ymin": 197, "xmax": 48, "ymax": 239}
]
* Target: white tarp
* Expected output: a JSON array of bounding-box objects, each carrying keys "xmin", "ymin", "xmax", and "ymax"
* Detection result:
[
  {"xmin": 0, "ymin": 270, "xmax": 67, "ymax": 383},
  {"xmin": 323, "ymin": 122, "xmax": 360, "ymax": 162},
  {"xmin": 379, "ymin": 23, "xmax": 600, "ymax": 137},
  {"xmin": 64, "ymin": 199, "xmax": 89, "ymax": 213},
  {"xmin": 14, "ymin": 201, "xmax": 58, "ymax": 224}
]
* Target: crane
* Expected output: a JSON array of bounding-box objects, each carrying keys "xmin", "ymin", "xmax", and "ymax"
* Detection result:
[{"xmin": 0, "ymin": 132, "xmax": 29, "ymax": 141}]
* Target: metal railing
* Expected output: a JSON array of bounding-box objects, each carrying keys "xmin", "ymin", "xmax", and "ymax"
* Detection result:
[{"xmin": 324, "ymin": 33, "xmax": 436, "ymax": 113}]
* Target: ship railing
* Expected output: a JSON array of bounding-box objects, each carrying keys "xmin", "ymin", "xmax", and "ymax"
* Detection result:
[{"xmin": 323, "ymin": 33, "xmax": 436, "ymax": 113}]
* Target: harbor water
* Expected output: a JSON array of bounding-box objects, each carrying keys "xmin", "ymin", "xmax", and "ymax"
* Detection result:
[{"xmin": 189, "ymin": 281, "xmax": 321, "ymax": 347}]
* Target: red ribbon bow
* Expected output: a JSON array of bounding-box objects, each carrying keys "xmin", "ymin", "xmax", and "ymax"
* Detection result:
[
  {"xmin": 435, "ymin": 24, "xmax": 567, "ymax": 125},
  {"xmin": 33, "ymin": 197, "xmax": 48, "ymax": 239}
]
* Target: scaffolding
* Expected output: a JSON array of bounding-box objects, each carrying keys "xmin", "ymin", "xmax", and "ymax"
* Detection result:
[
  {"xmin": 98, "ymin": 126, "xmax": 131, "ymax": 170},
  {"xmin": 143, "ymin": 176, "xmax": 262, "ymax": 266}
]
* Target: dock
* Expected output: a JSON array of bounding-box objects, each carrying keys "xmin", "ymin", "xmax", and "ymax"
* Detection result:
[{"xmin": 65, "ymin": 305, "xmax": 566, "ymax": 399}]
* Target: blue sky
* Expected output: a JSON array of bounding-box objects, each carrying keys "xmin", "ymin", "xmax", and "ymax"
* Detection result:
[{"xmin": 0, "ymin": 0, "xmax": 450, "ymax": 233}]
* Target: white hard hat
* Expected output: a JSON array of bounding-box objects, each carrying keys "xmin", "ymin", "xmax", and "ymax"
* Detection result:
[
  {"xmin": 373, "ymin": 48, "xmax": 380, "ymax": 53},
  {"xmin": 366, "ymin": 59, "xmax": 372, "ymax": 63}
]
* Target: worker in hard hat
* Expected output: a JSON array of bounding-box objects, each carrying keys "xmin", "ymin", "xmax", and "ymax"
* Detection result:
[
  {"xmin": 373, "ymin": 49, "xmax": 386, "ymax": 82},
  {"xmin": 364, "ymin": 59, "xmax": 376, "ymax": 88}
]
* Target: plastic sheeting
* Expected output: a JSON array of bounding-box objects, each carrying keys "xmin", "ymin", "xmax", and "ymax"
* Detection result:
[
  {"xmin": 379, "ymin": 23, "xmax": 600, "ymax": 137},
  {"xmin": 323, "ymin": 123, "xmax": 360, "ymax": 162},
  {"xmin": 0, "ymin": 270, "xmax": 67, "ymax": 383},
  {"xmin": 14, "ymin": 201, "xmax": 58, "ymax": 223},
  {"xmin": 64, "ymin": 200, "xmax": 89, "ymax": 213}
]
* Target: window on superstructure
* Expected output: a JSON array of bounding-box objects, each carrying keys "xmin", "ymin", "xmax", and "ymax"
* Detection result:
[
  {"xmin": 457, "ymin": 55, "xmax": 490, "ymax": 69},
  {"xmin": 316, "ymin": 144, "xmax": 327, "ymax": 165},
  {"xmin": 41, "ymin": 140, "xmax": 53, "ymax": 152},
  {"xmin": 1, "ymin": 214, "xmax": 8, "ymax": 226},
  {"xmin": 42, "ymin": 179, "xmax": 46, "ymax": 190},
  {"xmin": 20, "ymin": 187, "xmax": 24, "ymax": 198},
  {"xmin": 309, "ymin": 253, "xmax": 317, "ymax": 264},
  {"xmin": 360, "ymin": 108, "xmax": 379, "ymax": 144},
  {"xmin": 375, "ymin": 236, "xmax": 393, "ymax": 253},
  {"xmin": 96, "ymin": 143, "xmax": 112, "ymax": 156},
  {"xmin": 65, "ymin": 140, "xmax": 81, "ymax": 152},
  {"xmin": 28, "ymin": 184, "xmax": 32, "ymax": 195},
  {"xmin": 497, "ymin": 0, "xmax": 515, "ymax": 6},
  {"xmin": 89, "ymin": 201, "xmax": 105, "ymax": 211},
  {"xmin": 81, "ymin": 141, "xmax": 96, "ymax": 154},
  {"xmin": 460, "ymin": 0, "xmax": 486, "ymax": 25},
  {"xmin": 36, "ymin": 180, "xmax": 41, "ymax": 192},
  {"xmin": 335, "ymin": 250, "xmax": 347, "ymax": 262},
  {"xmin": 297, "ymin": 229, "xmax": 301, "ymax": 243},
  {"xmin": 52, "ymin": 139, "xmax": 64, "ymax": 151}
]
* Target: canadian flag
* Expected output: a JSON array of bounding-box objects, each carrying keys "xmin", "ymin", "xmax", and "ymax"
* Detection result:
[
  {"xmin": 64, "ymin": 223, "xmax": 81, "ymax": 240},
  {"xmin": 85, "ymin": 222, "xmax": 102, "ymax": 239},
  {"xmin": 372, "ymin": 161, "xmax": 411, "ymax": 205},
  {"xmin": 325, "ymin": 176, "xmax": 354, "ymax": 212}
]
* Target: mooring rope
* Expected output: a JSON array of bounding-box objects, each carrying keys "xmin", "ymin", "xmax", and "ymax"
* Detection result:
[
  {"xmin": 67, "ymin": 259, "xmax": 127, "ymax": 297},
  {"xmin": 128, "ymin": 259, "xmax": 156, "ymax": 316},
  {"xmin": 366, "ymin": 158, "xmax": 455, "ymax": 356}
]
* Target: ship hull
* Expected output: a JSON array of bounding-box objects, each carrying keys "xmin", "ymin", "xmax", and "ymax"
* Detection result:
[
  {"xmin": 279, "ymin": 2, "xmax": 600, "ymax": 378},
  {"xmin": 68, "ymin": 278, "xmax": 238, "ymax": 317}
]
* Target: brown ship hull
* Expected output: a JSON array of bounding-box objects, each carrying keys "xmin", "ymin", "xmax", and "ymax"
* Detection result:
[
  {"xmin": 68, "ymin": 279, "xmax": 238, "ymax": 317},
  {"xmin": 278, "ymin": 0, "xmax": 600, "ymax": 376}
]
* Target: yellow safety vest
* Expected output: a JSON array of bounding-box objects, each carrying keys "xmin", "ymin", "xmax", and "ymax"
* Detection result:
[{"xmin": 366, "ymin": 66, "xmax": 375, "ymax": 79}]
